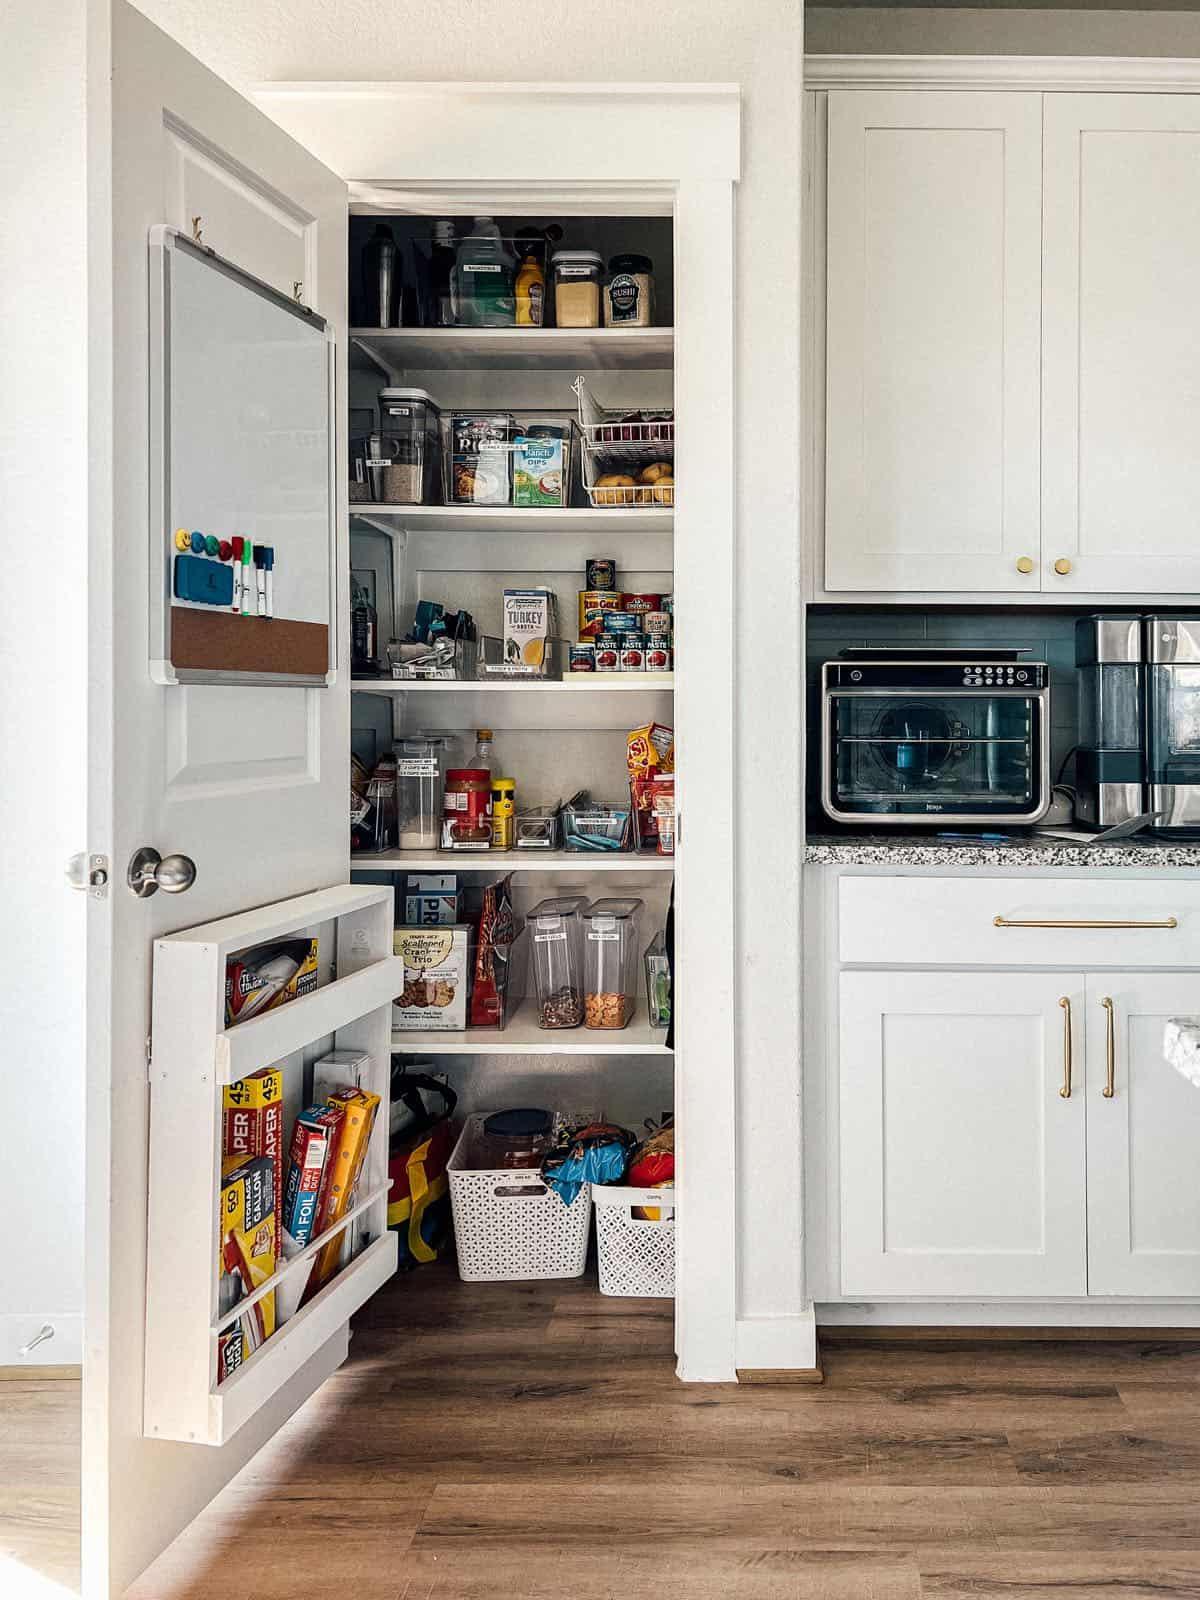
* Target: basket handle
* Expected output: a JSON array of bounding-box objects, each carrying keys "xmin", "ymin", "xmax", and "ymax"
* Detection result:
[{"xmin": 492, "ymin": 1181, "xmax": 548, "ymax": 1200}]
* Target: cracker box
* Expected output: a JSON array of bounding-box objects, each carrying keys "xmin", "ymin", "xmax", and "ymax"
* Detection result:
[
  {"xmin": 221, "ymin": 1067, "xmax": 284, "ymax": 1254},
  {"xmin": 502, "ymin": 588, "xmax": 556, "ymax": 672},
  {"xmin": 303, "ymin": 1087, "xmax": 381, "ymax": 1302},
  {"xmin": 404, "ymin": 873, "xmax": 459, "ymax": 926},
  {"xmin": 217, "ymin": 1154, "xmax": 277, "ymax": 1382},
  {"xmin": 393, "ymin": 925, "xmax": 469, "ymax": 1030},
  {"xmin": 282, "ymin": 1103, "xmax": 343, "ymax": 1250},
  {"xmin": 225, "ymin": 937, "xmax": 319, "ymax": 1025}
]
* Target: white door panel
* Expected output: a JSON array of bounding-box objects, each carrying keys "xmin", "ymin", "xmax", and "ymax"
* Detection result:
[
  {"xmin": 1085, "ymin": 974, "xmax": 1200, "ymax": 1296},
  {"xmin": 86, "ymin": 5, "xmax": 348, "ymax": 1596},
  {"xmin": 839, "ymin": 970, "xmax": 1087, "ymax": 1297}
]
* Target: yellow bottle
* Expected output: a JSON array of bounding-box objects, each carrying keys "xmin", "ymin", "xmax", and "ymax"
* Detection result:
[
  {"xmin": 515, "ymin": 253, "xmax": 545, "ymax": 327},
  {"xmin": 491, "ymin": 778, "xmax": 516, "ymax": 849}
]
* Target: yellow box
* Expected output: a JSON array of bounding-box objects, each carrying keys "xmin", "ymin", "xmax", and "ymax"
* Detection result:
[{"xmin": 217, "ymin": 1153, "xmax": 277, "ymax": 1382}]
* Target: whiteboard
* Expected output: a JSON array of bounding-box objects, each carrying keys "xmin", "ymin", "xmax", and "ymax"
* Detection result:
[{"xmin": 150, "ymin": 227, "xmax": 335, "ymax": 685}]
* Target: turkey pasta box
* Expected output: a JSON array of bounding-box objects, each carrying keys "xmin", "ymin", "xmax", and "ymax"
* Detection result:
[{"xmin": 393, "ymin": 925, "xmax": 469, "ymax": 1030}]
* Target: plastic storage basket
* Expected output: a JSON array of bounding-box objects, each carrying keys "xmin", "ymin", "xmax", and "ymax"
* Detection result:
[
  {"xmin": 593, "ymin": 1184, "xmax": 675, "ymax": 1298},
  {"xmin": 447, "ymin": 1117, "xmax": 591, "ymax": 1281}
]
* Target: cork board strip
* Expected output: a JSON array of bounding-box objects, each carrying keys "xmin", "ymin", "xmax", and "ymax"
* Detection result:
[{"xmin": 170, "ymin": 610, "xmax": 329, "ymax": 679}]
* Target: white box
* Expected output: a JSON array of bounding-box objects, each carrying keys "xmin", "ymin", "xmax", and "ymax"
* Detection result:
[{"xmin": 392, "ymin": 925, "xmax": 469, "ymax": 1030}]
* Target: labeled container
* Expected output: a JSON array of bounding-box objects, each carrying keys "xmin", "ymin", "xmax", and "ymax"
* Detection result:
[
  {"xmin": 373, "ymin": 387, "xmax": 442, "ymax": 504},
  {"xmin": 441, "ymin": 768, "xmax": 492, "ymax": 850},
  {"xmin": 582, "ymin": 898, "xmax": 644, "ymax": 1028},
  {"xmin": 527, "ymin": 896, "xmax": 589, "ymax": 1029},
  {"xmin": 454, "ymin": 218, "xmax": 516, "ymax": 328},
  {"xmin": 512, "ymin": 421, "xmax": 574, "ymax": 508},
  {"xmin": 644, "ymin": 929, "xmax": 672, "ymax": 1029},
  {"xmin": 551, "ymin": 250, "xmax": 603, "ymax": 328},
  {"xmin": 491, "ymin": 778, "xmax": 516, "ymax": 849},
  {"xmin": 515, "ymin": 805, "xmax": 560, "ymax": 850},
  {"xmin": 395, "ymin": 735, "xmax": 451, "ymax": 850},
  {"xmin": 593, "ymin": 1184, "xmax": 675, "ymax": 1297},
  {"xmin": 603, "ymin": 254, "xmax": 656, "ymax": 329},
  {"xmin": 444, "ymin": 411, "xmax": 514, "ymax": 505},
  {"xmin": 562, "ymin": 802, "xmax": 631, "ymax": 851},
  {"xmin": 472, "ymin": 1108, "xmax": 553, "ymax": 1170}
]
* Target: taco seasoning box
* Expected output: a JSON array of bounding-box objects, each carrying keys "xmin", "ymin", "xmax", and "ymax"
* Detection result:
[{"xmin": 604, "ymin": 254, "xmax": 655, "ymax": 328}]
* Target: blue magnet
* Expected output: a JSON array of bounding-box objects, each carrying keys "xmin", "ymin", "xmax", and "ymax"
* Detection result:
[{"xmin": 190, "ymin": 531, "xmax": 205, "ymax": 554}]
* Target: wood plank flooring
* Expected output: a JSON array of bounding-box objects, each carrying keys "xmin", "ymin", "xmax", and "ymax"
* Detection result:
[
  {"xmin": 0, "ymin": 1365, "xmax": 80, "ymax": 1593},
  {"xmin": 13, "ymin": 1271, "xmax": 1200, "ymax": 1597}
]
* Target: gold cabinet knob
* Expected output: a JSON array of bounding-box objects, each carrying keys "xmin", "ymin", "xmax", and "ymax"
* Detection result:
[
  {"xmin": 1016, "ymin": 556, "xmax": 1035, "ymax": 574},
  {"xmin": 1054, "ymin": 558, "xmax": 1073, "ymax": 576}
]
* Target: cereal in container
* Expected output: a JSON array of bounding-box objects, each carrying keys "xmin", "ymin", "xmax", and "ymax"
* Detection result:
[{"xmin": 582, "ymin": 898, "xmax": 644, "ymax": 1029}]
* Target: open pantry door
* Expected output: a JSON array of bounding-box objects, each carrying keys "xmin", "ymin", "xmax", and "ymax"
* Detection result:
[{"xmin": 85, "ymin": 4, "xmax": 359, "ymax": 1595}]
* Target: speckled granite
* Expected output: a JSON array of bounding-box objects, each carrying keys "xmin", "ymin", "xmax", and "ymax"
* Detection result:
[
  {"xmin": 1164, "ymin": 1019, "xmax": 1200, "ymax": 1087},
  {"xmin": 805, "ymin": 832, "xmax": 1200, "ymax": 870}
]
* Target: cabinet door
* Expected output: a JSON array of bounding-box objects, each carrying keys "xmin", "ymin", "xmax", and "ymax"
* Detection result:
[
  {"xmin": 824, "ymin": 91, "xmax": 1042, "ymax": 593},
  {"xmin": 839, "ymin": 971, "xmax": 1087, "ymax": 1296},
  {"xmin": 1043, "ymin": 94, "xmax": 1200, "ymax": 594},
  {"xmin": 1085, "ymin": 974, "xmax": 1200, "ymax": 1296}
]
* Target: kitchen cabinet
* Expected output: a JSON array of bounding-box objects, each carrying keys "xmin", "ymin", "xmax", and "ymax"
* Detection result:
[
  {"xmin": 839, "ymin": 970, "xmax": 1087, "ymax": 1297},
  {"xmin": 824, "ymin": 91, "xmax": 1042, "ymax": 594}
]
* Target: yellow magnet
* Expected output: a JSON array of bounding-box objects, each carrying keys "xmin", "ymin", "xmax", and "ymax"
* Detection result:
[{"xmin": 174, "ymin": 528, "xmax": 191, "ymax": 551}]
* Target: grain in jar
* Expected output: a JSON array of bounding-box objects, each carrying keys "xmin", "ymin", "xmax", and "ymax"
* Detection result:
[
  {"xmin": 551, "ymin": 250, "xmax": 603, "ymax": 329},
  {"xmin": 603, "ymin": 253, "xmax": 655, "ymax": 328}
]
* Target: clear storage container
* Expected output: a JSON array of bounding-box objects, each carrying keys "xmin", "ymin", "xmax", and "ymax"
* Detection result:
[
  {"xmin": 582, "ymin": 898, "xmax": 644, "ymax": 1029},
  {"xmin": 394, "ymin": 735, "xmax": 451, "ymax": 850},
  {"xmin": 527, "ymin": 896, "xmax": 589, "ymax": 1029},
  {"xmin": 551, "ymin": 250, "xmax": 603, "ymax": 328},
  {"xmin": 373, "ymin": 387, "xmax": 442, "ymax": 504}
]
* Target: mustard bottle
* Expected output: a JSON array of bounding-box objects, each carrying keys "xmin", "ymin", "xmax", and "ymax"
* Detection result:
[
  {"xmin": 515, "ymin": 253, "xmax": 545, "ymax": 327},
  {"xmin": 491, "ymin": 778, "xmax": 516, "ymax": 849}
]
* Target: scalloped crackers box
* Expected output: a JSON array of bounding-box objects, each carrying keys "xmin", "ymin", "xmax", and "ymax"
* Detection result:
[{"xmin": 393, "ymin": 925, "xmax": 469, "ymax": 1031}]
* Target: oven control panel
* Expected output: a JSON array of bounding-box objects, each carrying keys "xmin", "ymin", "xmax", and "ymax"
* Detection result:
[{"xmin": 826, "ymin": 661, "xmax": 1049, "ymax": 690}]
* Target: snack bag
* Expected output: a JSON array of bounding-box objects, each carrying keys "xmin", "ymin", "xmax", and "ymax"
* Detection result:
[
  {"xmin": 469, "ymin": 875, "xmax": 516, "ymax": 1028},
  {"xmin": 627, "ymin": 721, "xmax": 675, "ymax": 777}
]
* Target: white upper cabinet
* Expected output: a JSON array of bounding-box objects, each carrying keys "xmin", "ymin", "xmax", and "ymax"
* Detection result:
[
  {"xmin": 824, "ymin": 91, "xmax": 1042, "ymax": 593},
  {"xmin": 1042, "ymin": 94, "xmax": 1200, "ymax": 596}
]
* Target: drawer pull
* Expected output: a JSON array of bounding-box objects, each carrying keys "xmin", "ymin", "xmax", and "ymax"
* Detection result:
[
  {"xmin": 1059, "ymin": 996, "xmax": 1073, "ymax": 1099},
  {"xmin": 993, "ymin": 916, "xmax": 1177, "ymax": 930},
  {"xmin": 1101, "ymin": 996, "xmax": 1116, "ymax": 1099}
]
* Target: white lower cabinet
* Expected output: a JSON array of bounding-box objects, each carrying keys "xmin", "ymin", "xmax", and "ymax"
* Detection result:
[
  {"xmin": 839, "ymin": 965, "xmax": 1200, "ymax": 1300},
  {"xmin": 839, "ymin": 970, "xmax": 1087, "ymax": 1297}
]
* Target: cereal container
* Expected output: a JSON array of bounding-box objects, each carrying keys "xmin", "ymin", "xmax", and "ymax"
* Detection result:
[
  {"xmin": 527, "ymin": 896, "xmax": 589, "ymax": 1030},
  {"xmin": 582, "ymin": 898, "xmax": 644, "ymax": 1030}
]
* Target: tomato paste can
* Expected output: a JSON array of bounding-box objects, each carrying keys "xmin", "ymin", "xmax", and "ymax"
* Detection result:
[
  {"xmin": 619, "ymin": 634, "xmax": 646, "ymax": 671},
  {"xmin": 594, "ymin": 639, "xmax": 621, "ymax": 672},
  {"xmin": 644, "ymin": 610, "xmax": 671, "ymax": 639},
  {"xmin": 578, "ymin": 589, "xmax": 622, "ymax": 639},
  {"xmin": 602, "ymin": 610, "xmax": 639, "ymax": 634},
  {"xmin": 645, "ymin": 641, "xmax": 672, "ymax": 672},
  {"xmin": 568, "ymin": 642, "xmax": 596, "ymax": 672},
  {"xmin": 623, "ymin": 592, "xmax": 662, "ymax": 616},
  {"xmin": 585, "ymin": 558, "xmax": 617, "ymax": 591}
]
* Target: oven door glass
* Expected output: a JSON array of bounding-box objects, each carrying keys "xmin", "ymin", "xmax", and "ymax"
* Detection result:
[{"xmin": 828, "ymin": 693, "xmax": 1041, "ymax": 818}]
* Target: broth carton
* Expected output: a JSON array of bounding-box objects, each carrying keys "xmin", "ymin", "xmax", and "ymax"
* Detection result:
[{"xmin": 502, "ymin": 587, "xmax": 557, "ymax": 672}]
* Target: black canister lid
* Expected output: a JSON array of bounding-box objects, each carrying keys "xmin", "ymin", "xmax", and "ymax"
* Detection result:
[
  {"xmin": 483, "ymin": 1108, "xmax": 552, "ymax": 1140},
  {"xmin": 609, "ymin": 253, "xmax": 653, "ymax": 275}
]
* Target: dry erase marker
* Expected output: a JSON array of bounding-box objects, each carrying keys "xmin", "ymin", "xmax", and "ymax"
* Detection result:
[
  {"xmin": 231, "ymin": 537, "xmax": 244, "ymax": 611},
  {"xmin": 252, "ymin": 546, "xmax": 267, "ymax": 617},
  {"xmin": 241, "ymin": 540, "xmax": 254, "ymax": 616},
  {"xmin": 261, "ymin": 547, "xmax": 274, "ymax": 619}
]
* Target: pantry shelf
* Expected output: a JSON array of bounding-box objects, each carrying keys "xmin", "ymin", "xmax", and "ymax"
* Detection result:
[
  {"xmin": 348, "ymin": 504, "xmax": 673, "ymax": 533},
  {"xmin": 391, "ymin": 996, "xmax": 671, "ymax": 1056},
  {"xmin": 350, "ymin": 675, "xmax": 674, "ymax": 730},
  {"xmin": 351, "ymin": 849, "xmax": 675, "ymax": 873},
  {"xmin": 352, "ymin": 674, "xmax": 674, "ymax": 693},
  {"xmin": 350, "ymin": 326, "xmax": 674, "ymax": 374}
]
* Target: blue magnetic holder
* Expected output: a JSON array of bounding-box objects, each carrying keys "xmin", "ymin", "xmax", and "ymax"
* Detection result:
[{"xmin": 174, "ymin": 552, "xmax": 235, "ymax": 607}]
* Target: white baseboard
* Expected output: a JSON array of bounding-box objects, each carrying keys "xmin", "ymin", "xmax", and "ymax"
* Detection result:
[
  {"xmin": 0, "ymin": 1312, "xmax": 82, "ymax": 1366},
  {"xmin": 818, "ymin": 1301, "xmax": 1200, "ymax": 1329},
  {"xmin": 735, "ymin": 1311, "xmax": 819, "ymax": 1372}
]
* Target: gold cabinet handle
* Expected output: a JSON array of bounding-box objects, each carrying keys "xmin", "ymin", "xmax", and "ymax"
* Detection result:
[
  {"xmin": 1059, "ymin": 996, "xmax": 1073, "ymax": 1099},
  {"xmin": 994, "ymin": 916, "xmax": 1177, "ymax": 930},
  {"xmin": 1016, "ymin": 556, "xmax": 1035, "ymax": 575},
  {"xmin": 1054, "ymin": 557, "xmax": 1073, "ymax": 575},
  {"xmin": 1101, "ymin": 996, "xmax": 1116, "ymax": 1098}
]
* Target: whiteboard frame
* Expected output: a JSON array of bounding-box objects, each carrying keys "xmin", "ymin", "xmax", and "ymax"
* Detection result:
[{"xmin": 148, "ymin": 225, "xmax": 338, "ymax": 687}]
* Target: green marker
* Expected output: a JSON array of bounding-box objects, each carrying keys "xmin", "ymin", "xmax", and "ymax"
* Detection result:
[{"xmin": 241, "ymin": 538, "xmax": 254, "ymax": 616}]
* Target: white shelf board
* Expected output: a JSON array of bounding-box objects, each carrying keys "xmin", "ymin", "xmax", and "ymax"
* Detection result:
[
  {"xmin": 352, "ymin": 848, "xmax": 674, "ymax": 873},
  {"xmin": 391, "ymin": 996, "xmax": 671, "ymax": 1056},
  {"xmin": 351, "ymin": 325, "xmax": 674, "ymax": 373},
  {"xmin": 349, "ymin": 503, "xmax": 672, "ymax": 533},
  {"xmin": 352, "ymin": 673, "xmax": 674, "ymax": 694}
]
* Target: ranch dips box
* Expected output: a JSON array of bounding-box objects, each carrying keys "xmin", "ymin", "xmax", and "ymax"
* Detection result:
[{"xmin": 502, "ymin": 587, "xmax": 557, "ymax": 673}]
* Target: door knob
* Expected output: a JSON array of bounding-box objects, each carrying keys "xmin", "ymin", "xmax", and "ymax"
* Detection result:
[
  {"xmin": 1016, "ymin": 556, "xmax": 1035, "ymax": 574},
  {"xmin": 127, "ymin": 847, "xmax": 198, "ymax": 898},
  {"xmin": 1053, "ymin": 558, "xmax": 1073, "ymax": 576}
]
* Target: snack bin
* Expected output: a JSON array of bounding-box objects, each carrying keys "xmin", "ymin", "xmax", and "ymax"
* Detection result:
[
  {"xmin": 447, "ymin": 1117, "xmax": 591, "ymax": 1281},
  {"xmin": 526, "ymin": 896, "xmax": 589, "ymax": 1029},
  {"xmin": 593, "ymin": 1184, "xmax": 676, "ymax": 1297},
  {"xmin": 581, "ymin": 897, "xmax": 644, "ymax": 1028}
]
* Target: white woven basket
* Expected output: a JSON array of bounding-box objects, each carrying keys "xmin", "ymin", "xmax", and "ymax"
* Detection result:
[
  {"xmin": 593, "ymin": 1184, "xmax": 676, "ymax": 1298},
  {"xmin": 447, "ymin": 1118, "xmax": 590, "ymax": 1282}
]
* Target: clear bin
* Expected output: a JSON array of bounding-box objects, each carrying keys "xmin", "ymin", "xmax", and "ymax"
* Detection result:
[
  {"xmin": 443, "ymin": 411, "xmax": 514, "ymax": 505},
  {"xmin": 373, "ymin": 387, "xmax": 442, "ymax": 504},
  {"xmin": 515, "ymin": 806, "xmax": 560, "ymax": 850},
  {"xmin": 550, "ymin": 250, "xmax": 603, "ymax": 328},
  {"xmin": 394, "ymin": 735, "xmax": 451, "ymax": 851},
  {"xmin": 527, "ymin": 896, "xmax": 589, "ymax": 1029},
  {"xmin": 561, "ymin": 801, "xmax": 632, "ymax": 852},
  {"xmin": 582, "ymin": 897, "xmax": 644, "ymax": 1029}
]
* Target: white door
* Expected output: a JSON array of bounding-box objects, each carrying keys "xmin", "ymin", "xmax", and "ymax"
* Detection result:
[
  {"xmin": 1085, "ymin": 974, "xmax": 1200, "ymax": 1297},
  {"xmin": 824, "ymin": 91, "xmax": 1042, "ymax": 594},
  {"xmin": 839, "ymin": 971, "xmax": 1087, "ymax": 1297},
  {"xmin": 85, "ymin": 5, "xmax": 350, "ymax": 1596},
  {"xmin": 1043, "ymin": 93, "xmax": 1200, "ymax": 595}
]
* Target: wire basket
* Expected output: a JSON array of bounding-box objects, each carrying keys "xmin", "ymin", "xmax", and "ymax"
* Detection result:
[
  {"xmin": 573, "ymin": 377, "xmax": 674, "ymax": 508},
  {"xmin": 593, "ymin": 1184, "xmax": 675, "ymax": 1298}
]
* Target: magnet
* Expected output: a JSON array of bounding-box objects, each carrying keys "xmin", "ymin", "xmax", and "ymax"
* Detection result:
[
  {"xmin": 175, "ymin": 528, "xmax": 191, "ymax": 551},
  {"xmin": 190, "ymin": 531, "xmax": 205, "ymax": 554},
  {"xmin": 205, "ymin": 534, "xmax": 219, "ymax": 557},
  {"xmin": 218, "ymin": 540, "xmax": 232, "ymax": 561}
]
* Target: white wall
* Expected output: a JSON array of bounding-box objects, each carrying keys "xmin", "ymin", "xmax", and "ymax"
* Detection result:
[
  {"xmin": 128, "ymin": 0, "xmax": 810, "ymax": 1350},
  {"xmin": 0, "ymin": 0, "xmax": 88, "ymax": 1364}
]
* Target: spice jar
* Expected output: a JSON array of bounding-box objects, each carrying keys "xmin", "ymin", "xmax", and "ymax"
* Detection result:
[
  {"xmin": 527, "ymin": 896, "xmax": 589, "ymax": 1030},
  {"xmin": 491, "ymin": 777, "xmax": 516, "ymax": 849},
  {"xmin": 582, "ymin": 897, "xmax": 644, "ymax": 1029},
  {"xmin": 550, "ymin": 250, "xmax": 603, "ymax": 329},
  {"xmin": 442, "ymin": 768, "xmax": 492, "ymax": 850},
  {"xmin": 604, "ymin": 253, "xmax": 655, "ymax": 328}
]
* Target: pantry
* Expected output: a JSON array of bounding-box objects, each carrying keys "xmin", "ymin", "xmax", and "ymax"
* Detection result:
[{"xmin": 82, "ymin": 14, "xmax": 742, "ymax": 1598}]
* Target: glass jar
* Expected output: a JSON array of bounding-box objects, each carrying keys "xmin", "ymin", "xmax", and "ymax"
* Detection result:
[
  {"xmin": 394, "ymin": 735, "xmax": 451, "ymax": 851},
  {"xmin": 527, "ymin": 895, "xmax": 589, "ymax": 1029},
  {"xmin": 372, "ymin": 387, "xmax": 442, "ymax": 504},
  {"xmin": 604, "ymin": 253, "xmax": 655, "ymax": 328},
  {"xmin": 442, "ymin": 768, "xmax": 492, "ymax": 850},
  {"xmin": 581, "ymin": 897, "xmax": 644, "ymax": 1029},
  {"xmin": 470, "ymin": 1108, "xmax": 553, "ymax": 1170},
  {"xmin": 550, "ymin": 250, "xmax": 603, "ymax": 329}
]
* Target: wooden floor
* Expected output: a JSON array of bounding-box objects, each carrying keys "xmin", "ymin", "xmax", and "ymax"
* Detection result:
[
  {"xmin": 15, "ymin": 1271, "xmax": 1200, "ymax": 1597},
  {"xmin": 0, "ymin": 1364, "xmax": 80, "ymax": 1593}
]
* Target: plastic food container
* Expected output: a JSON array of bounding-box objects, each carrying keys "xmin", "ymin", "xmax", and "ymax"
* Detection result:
[
  {"xmin": 471, "ymin": 1107, "xmax": 553, "ymax": 1169},
  {"xmin": 582, "ymin": 897, "xmax": 644, "ymax": 1028},
  {"xmin": 561, "ymin": 801, "xmax": 631, "ymax": 852},
  {"xmin": 551, "ymin": 250, "xmax": 603, "ymax": 328},
  {"xmin": 527, "ymin": 896, "xmax": 589, "ymax": 1029},
  {"xmin": 373, "ymin": 387, "xmax": 442, "ymax": 504},
  {"xmin": 444, "ymin": 412, "xmax": 514, "ymax": 505},
  {"xmin": 442, "ymin": 768, "xmax": 492, "ymax": 850},
  {"xmin": 395, "ymin": 734, "xmax": 451, "ymax": 850}
]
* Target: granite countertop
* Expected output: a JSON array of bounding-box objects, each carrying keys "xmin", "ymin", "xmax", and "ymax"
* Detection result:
[{"xmin": 805, "ymin": 831, "xmax": 1200, "ymax": 869}]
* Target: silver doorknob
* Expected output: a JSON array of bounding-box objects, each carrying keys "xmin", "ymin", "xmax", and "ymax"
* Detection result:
[{"xmin": 127, "ymin": 847, "xmax": 197, "ymax": 898}]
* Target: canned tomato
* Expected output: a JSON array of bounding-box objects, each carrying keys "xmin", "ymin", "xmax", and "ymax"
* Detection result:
[
  {"xmin": 620, "ymin": 634, "xmax": 646, "ymax": 671},
  {"xmin": 595, "ymin": 639, "xmax": 621, "ymax": 672},
  {"xmin": 644, "ymin": 611, "xmax": 671, "ymax": 639},
  {"xmin": 578, "ymin": 589, "xmax": 622, "ymax": 639},
  {"xmin": 602, "ymin": 611, "xmax": 640, "ymax": 635},
  {"xmin": 645, "ymin": 642, "xmax": 672, "ymax": 671},
  {"xmin": 623, "ymin": 593, "xmax": 662, "ymax": 616},
  {"xmin": 585, "ymin": 558, "xmax": 617, "ymax": 590},
  {"xmin": 568, "ymin": 642, "xmax": 596, "ymax": 672},
  {"xmin": 661, "ymin": 594, "xmax": 673, "ymax": 615}
]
